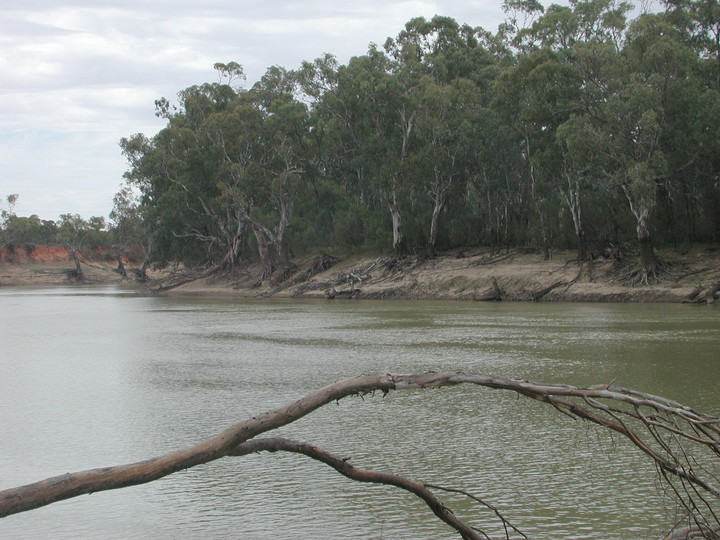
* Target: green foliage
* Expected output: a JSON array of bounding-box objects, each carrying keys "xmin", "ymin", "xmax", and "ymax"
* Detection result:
[{"xmin": 114, "ymin": 5, "xmax": 720, "ymax": 272}]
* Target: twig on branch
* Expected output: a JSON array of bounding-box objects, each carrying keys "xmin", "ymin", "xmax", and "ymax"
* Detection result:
[{"xmin": 425, "ymin": 483, "xmax": 529, "ymax": 540}]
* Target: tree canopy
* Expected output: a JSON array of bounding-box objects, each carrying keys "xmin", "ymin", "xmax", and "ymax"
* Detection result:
[{"xmin": 109, "ymin": 4, "xmax": 720, "ymax": 280}]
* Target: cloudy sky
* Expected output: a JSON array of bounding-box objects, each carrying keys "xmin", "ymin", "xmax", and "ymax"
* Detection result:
[{"xmin": 1, "ymin": 1, "xmax": 507, "ymax": 221}]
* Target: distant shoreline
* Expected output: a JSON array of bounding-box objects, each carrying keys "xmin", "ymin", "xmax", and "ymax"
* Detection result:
[{"xmin": 3, "ymin": 245, "xmax": 718, "ymax": 304}]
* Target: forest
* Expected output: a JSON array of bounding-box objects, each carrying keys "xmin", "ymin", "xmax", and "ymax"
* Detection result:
[{"xmin": 3, "ymin": 0, "xmax": 720, "ymax": 287}]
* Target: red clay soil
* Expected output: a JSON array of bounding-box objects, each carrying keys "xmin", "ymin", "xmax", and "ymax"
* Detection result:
[{"xmin": 0, "ymin": 245, "xmax": 72, "ymax": 264}]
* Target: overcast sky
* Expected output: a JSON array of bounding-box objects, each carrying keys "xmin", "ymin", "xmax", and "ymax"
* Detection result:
[{"xmin": 1, "ymin": 1, "xmax": 507, "ymax": 221}]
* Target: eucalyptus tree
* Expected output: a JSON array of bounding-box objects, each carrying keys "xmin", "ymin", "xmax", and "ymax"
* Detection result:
[
  {"xmin": 662, "ymin": 0, "xmax": 720, "ymax": 241},
  {"xmin": 493, "ymin": 47, "xmax": 584, "ymax": 258},
  {"xmin": 0, "ymin": 195, "xmax": 58, "ymax": 248},
  {"xmin": 555, "ymin": 13, "xmax": 714, "ymax": 281},
  {"xmin": 514, "ymin": 0, "xmax": 631, "ymax": 51},
  {"xmin": 110, "ymin": 184, "xmax": 154, "ymax": 278},
  {"xmin": 119, "ymin": 69, "xmax": 250, "ymax": 270},
  {"xmin": 301, "ymin": 47, "xmax": 412, "ymax": 254},
  {"xmin": 617, "ymin": 14, "xmax": 710, "ymax": 278},
  {"xmin": 384, "ymin": 16, "xmax": 498, "ymax": 253},
  {"xmin": 0, "ymin": 194, "xmax": 18, "ymax": 247},
  {"xmin": 664, "ymin": 0, "xmax": 720, "ymax": 89},
  {"xmin": 57, "ymin": 213, "xmax": 91, "ymax": 279},
  {"xmin": 492, "ymin": 0, "xmax": 635, "ymax": 261},
  {"xmin": 242, "ymin": 66, "xmax": 311, "ymax": 277},
  {"xmin": 410, "ymin": 77, "xmax": 477, "ymax": 253}
]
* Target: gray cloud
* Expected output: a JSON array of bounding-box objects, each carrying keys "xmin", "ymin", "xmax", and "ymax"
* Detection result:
[{"xmin": 0, "ymin": 1, "xmax": 506, "ymax": 220}]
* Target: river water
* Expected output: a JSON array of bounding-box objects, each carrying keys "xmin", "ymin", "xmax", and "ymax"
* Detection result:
[{"xmin": 0, "ymin": 287, "xmax": 718, "ymax": 539}]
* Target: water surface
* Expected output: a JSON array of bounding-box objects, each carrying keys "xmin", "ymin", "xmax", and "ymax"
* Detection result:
[{"xmin": 0, "ymin": 288, "xmax": 718, "ymax": 539}]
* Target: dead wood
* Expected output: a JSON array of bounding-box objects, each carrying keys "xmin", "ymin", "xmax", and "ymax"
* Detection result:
[
  {"xmin": 530, "ymin": 280, "xmax": 566, "ymax": 301},
  {"xmin": 325, "ymin": 287, "xmax": 361, "ymax": 299},
  {"xmin": 663, "ymin": 523, "xmax": 720, "ymax": 539},
  {"xmin": 149, "ymin": 263, "xmax": 221, "ymax": 293},
  {"xmin": 475, "ymin": 276, "xmax": 503, "ymax": 301},
  {"xmin": 330, "ymin": 259, "xmax": 379, "ymax": 287},
  {"xmin": 1, "ymin": 372, "xmax": 718, "ymax": 538},
  {"xmin": 674, "ymin": 267, "xmax": 713, "ymax": 282},
  {"xmin": 232, "ymin": 438, "xmax": 484, "ymax": 540},
  {"xmin": 309, "ymin": 253, "xmax": 339, "ymax": 275},
  {"xmin": 269, "ymin": 262, "xmax": 301, "ymax": 285},
  {"xmin": 472, "ymin": 252, "xmax": 517, "ymax": 266},
  {"xmin": 683, "ymin": 280, "xmax": 720, "ymax": 305}
]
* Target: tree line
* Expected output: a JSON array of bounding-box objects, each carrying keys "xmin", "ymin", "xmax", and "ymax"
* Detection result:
[
  {"xmin": 6, "ymin": 0, "xmax": 720, "ymax": 285},
  {"xmin": 0, "ymin": 196, "xmax": 107, "ymax": 250},
  {"xmin": 0, "ymin": 193, "xmax": 148, "ymax": 279}
]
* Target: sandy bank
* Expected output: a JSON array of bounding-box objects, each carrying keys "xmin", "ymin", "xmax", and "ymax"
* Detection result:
[
  {"xmin": 165, "ymin": 248, "xmax": 720, "ymax": 304},
  {"xmin": 2, "ymin": 244, "xmax": 719, "ymax": 303},
  {"xmin": 0, "ymin": 245, "xmax": 143, "ymax": 287}
]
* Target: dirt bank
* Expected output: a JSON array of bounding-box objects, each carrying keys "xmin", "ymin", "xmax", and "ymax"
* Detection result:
[
  {"xmin": 2, "ymin": 244, "xmax": 719, "ymax": 303},
  {"xmin": 0, "ymin": 245, "xmax": 144, "ymax": 287},
  {"xmin": 165, "ymin": 247, "xmax": 720, "ymax": 304}
]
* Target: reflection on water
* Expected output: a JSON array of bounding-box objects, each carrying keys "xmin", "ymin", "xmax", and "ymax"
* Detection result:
[{"xmin": 0, "ymin": 288, "xmax": 718, "ymax": 538}]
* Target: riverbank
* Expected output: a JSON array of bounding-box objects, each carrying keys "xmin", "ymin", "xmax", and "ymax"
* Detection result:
[
  {"xmin": 0, "ymin": 245, "xmax": 146, "ymax": 287},
  {"xmin": 167, "ymin": 246, "xmax": 720, "ymax": 303},
  {"xmin": 2, "ymin": 244, "xmax": 719, "ymax": 303}
]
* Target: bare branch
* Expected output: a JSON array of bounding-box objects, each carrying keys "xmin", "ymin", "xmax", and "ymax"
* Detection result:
[
  {"xmin": 0, "ymin": 375, "xmax": 396, "ymax": 517},
  {"xmin": 425, "ymin": 483, "xmax": 529, "ymax": 540},
  {"xmin": 232, "ymin": 437, "xmax": 485, "ymax": 540},
  {"xmin": 1, "ymin": 371, "xmax": 718, "ymax": 538}
]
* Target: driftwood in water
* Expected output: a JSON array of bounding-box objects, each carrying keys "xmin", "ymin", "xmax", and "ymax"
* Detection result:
[{"xmin": 683, "ymin": 280, "xmax": 720, "ymax": 304}]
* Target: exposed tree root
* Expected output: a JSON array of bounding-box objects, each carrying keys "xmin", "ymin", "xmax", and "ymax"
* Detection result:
[
  {"xmin": 269, "ymin": 262, "xmax": 301, "ymax": 285},
  {"xmin": 616, "ymin": 257, "xmax": 674, "ymax": 286},
  {"xmin": 472, "ymin": 252, "xmax": 517, "ymax": 267}
]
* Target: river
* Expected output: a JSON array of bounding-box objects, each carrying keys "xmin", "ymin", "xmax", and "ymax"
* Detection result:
[{"xmin": 0, "ymin": 287, "xmax": 718, "ymax": 539}]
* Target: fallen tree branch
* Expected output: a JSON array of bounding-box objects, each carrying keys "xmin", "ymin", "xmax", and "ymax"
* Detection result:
[
  {"xmin": 683, "ymin": 280, "xmax": 720, "ymax": 305},
  {"xmin": 425, "ymin": 483, "xmax": 529, "ymax": 540},
  {"xmin": 1, "ymin": 372, "xmax": 718, "ymax": 538},
  {"xmin": 232, "ymin": 437, "xmax": 485, "ymax": 540},
  {"xmin": 0, "ymin": 375, "xmax": 396, "ymax": 517},
  {"xmin": 149, "ymin": 263, "xmax": 222, "ymax": 292},
  {"xmin": 530, "ymin": 280, "xmax": 566, "ymax": 301},
  {"xmin": 475, "ymin": 277, "xmax": 503, "ymax": 301}
]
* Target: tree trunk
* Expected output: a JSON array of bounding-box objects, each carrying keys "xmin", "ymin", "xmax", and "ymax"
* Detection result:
[
  {"xmin": 637, "ymin": 211, "xmax": 658, "ymax": 283},
  {"xmin": 389, "ymin": 196, "xmax": 406, "ymax": 255},
  {"xmin": 622, "ymin": 186, "xmax": 658, "ymax": 284},
  {"xmin": 70, "ymin": 247, "xmax": 83, "ymax": 280},
  {"xmin": 272, "ymin": 195, "xmax": 293, "ymax": 268},
  {"xmin": 559, "ymin": 171, "xmax": 587, "ymax": 261},
  {"xmin": 576, "ymin": 229, "xmax": 587, "ymax": 262},
  {"xmin": 525, "ymin": 134, "xmax": 549, "ymax": 260},
  {"xmin": 117, "ymin": 257, "xmax": 127, "ymax": 278},
  {"xmin": 228, "ymin": 234, "xmax": 243, "ymax": 270},
  {"xmin": 250, "ymin": 224, "xmax": 274, "ymax": 279},
  {"xmin": 427, "ymin": 194, "xmax": 445, "ymax": 254},
  {"xmin": 271, "ymin": 238, "xmax": 290, "ymax": 269}
]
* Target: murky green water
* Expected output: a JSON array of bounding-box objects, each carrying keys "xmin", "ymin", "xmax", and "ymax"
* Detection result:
[{"xmin": 0, "ymin": 287, "xmax": 718, "ymax": 539}]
